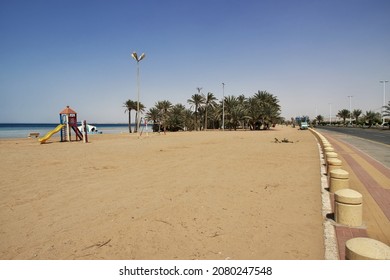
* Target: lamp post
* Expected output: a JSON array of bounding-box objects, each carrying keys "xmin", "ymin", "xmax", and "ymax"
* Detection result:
[
  {"xmin": 131, "ymin": 51, "xmax": 146, "ymax": 134},
  {"xmin": 329, "ymin": 103, "xmax": 332, "ymax": 125},
  {"xmin": 380, "ymin": 80, "xmax": 388, "ymax": 125},
  {"xmin": 222, "ymin": 82, "xmax": 225, "ymax": 131},
  {"xmin": 348, "ymin": 95, "xmax": 353, "ymax": 125}
]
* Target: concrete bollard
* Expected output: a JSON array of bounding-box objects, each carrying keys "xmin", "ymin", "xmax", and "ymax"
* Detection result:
[
  {"xmin": 327, "ymin": 158, "xmax": 342, "ymax": 174},
  {"xmin": 335, "ymin": 189, "xmax": 363, "ymax": 227},
  {"xmin": 323, "ymin": 142, "xmax": 332, "ymax": 149},
  {"xmin": 325, "ymin": 151, "xmax": 338, "ymax": 165},
  {"xmin": 324, "ymin": 146, "xmax": 335, "ymax": 153},
  {"xmin": 345, "ymin": 237, "xmax": 390, "ymax": 260},
  {"xmin": 321, "ymin": 141, "xmax": 331, "ymax": 149},
  {"xmin": 325, "ymin": 151, "xmax": 338, "ymax": 160},
  {"xmin": 329, "ymin": 169, "xmax": 349, "ymax": 192}
]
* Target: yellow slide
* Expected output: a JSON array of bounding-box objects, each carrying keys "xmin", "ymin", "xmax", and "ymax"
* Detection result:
[{"xmin": 39, "ymin": 124, "xmax": 65, "ymax": 144}]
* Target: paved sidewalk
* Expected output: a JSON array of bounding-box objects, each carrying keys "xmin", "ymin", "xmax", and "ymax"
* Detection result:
[
  {"xmin": 317, "ymin": 128, "xmax": 390, "ymax": 168},
  {"xmin": 319, "ymin": 131, "xmax": 390, "ymax": 259}
]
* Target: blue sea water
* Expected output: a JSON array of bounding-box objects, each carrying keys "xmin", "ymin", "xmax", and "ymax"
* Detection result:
[{"xmin": 0, "ymin": 123, "xmax": 153, "ymax": 139}]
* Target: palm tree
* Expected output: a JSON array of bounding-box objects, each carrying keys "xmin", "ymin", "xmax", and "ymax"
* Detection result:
[
  {"xmin": 208, "ymin": 104, "xmax": 222, "ymax": 129},
  {"xmin": 363, "ymin": 110, "xmax": 380, "ymax": 128},
  {"xmin": 183, "ymin": 108, "xmax": 195, "ymax": 131},
  {"xmin": 337, "ymin": 109, "xmax": 350, "ymax": 125},
  {"xmin": 146, "ymin": 107, "xmax": 161, "ymax": 132},
  {"xmin": 253, "ymin": 91, "xmax": 281, "ymax": 129},
  {"xmin": 223, "ymin": 95, "xmax": 241, "ymax": 130},
  {"xmin": 187, "ymin": 89, "xmax": 205, "ymax": 131},
  {"xmin": 352, "ymin": 109, "xmax": 362, "ymax": 125},
  {"xmin": 230, "ymin": 105, "xmax": 245, "ymax": 130},
  {"xmin": 237, "ymin": 94, "xmax": 246, "ymax": 104},
  {"xmin": 245, "ymin": 97, "xmax": 260, "ymax": 130},
  {"xmin": 168, "ymin": 103, "xmax": 186, "ymax": 131},
  {"xmin": 237, "ymin": 94, "xmax": 248, "ymax": 128},
  {"xmin": 123, "ymin": 99, "xmax": 137, "ymax": 133},
  {"xmin": 203, "ymin": 92, "xmax": 218, "ymax": 130},
  {"xmin": 156, "ymin": 100, "xmax": 172, "ymax": 133},
  {"xmin": 316, "ymin": 115, "xmax": 324, "ymax": 125}
]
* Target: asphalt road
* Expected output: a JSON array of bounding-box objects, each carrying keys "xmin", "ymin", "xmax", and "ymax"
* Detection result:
[{"xmin": 316, "ymin": 126, "xmax": 390, "ymax": 145}]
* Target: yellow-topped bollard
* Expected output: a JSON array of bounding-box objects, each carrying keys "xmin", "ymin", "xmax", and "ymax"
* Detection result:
[
  {"xmin": 324, "ymin": 146, "xmax": 335, "ymax": 153},
  {"xmin": 327, "ymin": 158, "xmax": 342, "ymax": 174},
  {"xmin": 325, "ymin": 152, "xmax": 339, "ymax": 163},
  {"xmin": 329, "ymin": 169, "xmax": 349, "ymax": 192},
  {"xmin": 346, "ymin": 237, "xmax": 390, "ymax": 260},
  {"xmin": 323, "ymin": 142, "xmax": 332, "ymax": 149},
  {"xmin": 335, "ymin": 189, "xmax": 363, "ymax": 227}
]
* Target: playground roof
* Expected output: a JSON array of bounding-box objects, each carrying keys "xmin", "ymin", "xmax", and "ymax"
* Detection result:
[{"xmin": 60, "ymin": 106, "xmax": 77, "ymax": 115}]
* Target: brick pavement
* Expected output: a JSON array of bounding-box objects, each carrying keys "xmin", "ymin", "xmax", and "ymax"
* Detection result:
[{"xmin": 319, "ymin": 131, "xmax": 390, "ymax": 259}]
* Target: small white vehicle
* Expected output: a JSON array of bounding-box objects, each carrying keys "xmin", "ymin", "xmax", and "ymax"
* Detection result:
[{"xmin": 300, "ymin": 122, "xmax": 309, "ymax": 130}]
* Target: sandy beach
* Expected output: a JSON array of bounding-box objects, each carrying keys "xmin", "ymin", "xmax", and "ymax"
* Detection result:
[{"xmin": 0, "ymin": 126, "xmax": 324, "ymax": 260}]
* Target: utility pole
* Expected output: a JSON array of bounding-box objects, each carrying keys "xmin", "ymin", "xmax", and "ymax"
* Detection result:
[
  {"xmin": 348, "ymin": 95, "xmax": 353, "ymax": 125},
  {"xmin": 380, "ymin": 80, "xmax": 388, "ymax": 125},
  {"xmin": 222, "ymin": 82, "xmax": 225, "ymax": 131},
  {"xmin": 131, "ymin": 52, "xmax": 146, "ymax": 134}
]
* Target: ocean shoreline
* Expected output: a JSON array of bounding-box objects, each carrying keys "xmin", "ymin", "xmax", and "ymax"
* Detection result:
[{"xmin": 0, "ymin": 123, "xmax": 152, "ymax": 139}]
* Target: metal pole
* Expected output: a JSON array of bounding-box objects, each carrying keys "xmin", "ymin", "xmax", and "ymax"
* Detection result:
[
  {"xmin": 329, "ymin": 103, "xmax": 332, "ymax": 125},
  {"xmin": 222, "ymin": 82, "xmax": 225, "ymax": 130},
  {"xmin": 131, "ymin": 52, "xmax": 145, "ymax": 135},
  {"xmin": 380, "ymin": 80, "xmax": 388, "ymax": 125},
  {"xmin": 348, "ymin": 95, "xmax": 353, "ymax": 125},
  {"xmin": 136, "ymin": 61, "xmax": 140, "ymax": 134}
]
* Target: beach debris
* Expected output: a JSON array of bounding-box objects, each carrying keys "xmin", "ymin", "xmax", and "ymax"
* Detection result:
[
  {"xmin": 282, "ymin": 138, "xmax": 293, "ymax": 143},
  {"xmin": 264, "ymin": 184, "xmax": 279, "ymax": 190},
  {"xmin": 82, "ymin": 239, "xmax": 111, "ymax": 250},
  {"xmin": 207, "ymin": 231, "xmax": 223, "ymax": 238},
  {"xmin": 274, "ymin": 137, "xmax": 294, "ymax": 143},
  {"xmin": 155, "ymin": 219, "xmax": 173, "ymax": 226}
]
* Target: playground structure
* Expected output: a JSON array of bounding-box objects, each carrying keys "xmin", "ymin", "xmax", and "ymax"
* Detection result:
[{"xmin": 39, "ymin": 106, "xmax": 88, "ymax": 144}]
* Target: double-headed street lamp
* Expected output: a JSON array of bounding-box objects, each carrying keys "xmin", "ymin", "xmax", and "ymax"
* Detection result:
[
  {"xmin": 380, "ymin": 80, "xmax": 388, "ymax": 125},
  {"xmin": 131, "ymin": 52, "xmax": 146, "ymax": 133}
]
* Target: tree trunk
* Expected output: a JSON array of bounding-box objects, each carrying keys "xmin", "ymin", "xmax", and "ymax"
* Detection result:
[
  {"xmin": 204, "ymin": 108, "xmax": 208, "ymax": 131},
  {"xmin": 134, "ymin": 112, "xmax": 138, "ymax": 133},
  {"xmin": 128, "ymin": 110, "xmax": 132, "ymax": 133},
  {"xmin": 195, "ymin": 107, "xmax": 198, "ymax": 131}
]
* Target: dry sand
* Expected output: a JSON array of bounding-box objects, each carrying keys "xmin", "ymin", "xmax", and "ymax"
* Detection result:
[{"xmin": 0, "ymin": 126, "xmax": 324, "ymax": 259}]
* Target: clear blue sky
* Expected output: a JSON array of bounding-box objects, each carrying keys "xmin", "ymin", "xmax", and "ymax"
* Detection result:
[{"xmin": 1, "ymin": 0, "xmax": 389, "ymax": 123}]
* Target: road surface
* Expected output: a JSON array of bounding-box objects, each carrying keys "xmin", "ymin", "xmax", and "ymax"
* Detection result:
[
  {"xmin": 316, "ymin": 126, "xmax": 390, "ymax": 168},
  {"xmin": 316, "ymin": 126, "xmax": 390, "ymax": 145}
]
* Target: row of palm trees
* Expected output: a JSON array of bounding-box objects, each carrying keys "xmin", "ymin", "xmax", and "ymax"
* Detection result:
[
  {"xmin": 313, "ymin": 101, "xmax": 390, "ymax": 127},
  {"xmin": 123, "ymin": 99, "xmax": 145, "ymax": 133},
  {"xmin": 123, "ymin": 90, "xmax": 281, "ymax": 133}
]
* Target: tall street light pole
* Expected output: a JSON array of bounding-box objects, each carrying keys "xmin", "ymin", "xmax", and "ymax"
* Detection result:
[
  {"xmin": 222, "ymin": 82, "xmax": 225, "ymax": 131},
  {"xmin": 329, "ymin": 103, "xmax": 332, "ymax": 125},
  {"xmin": 348, "ymin": 95, "xmax": 353, "ymax": 125},
  {"xmin": 131, "ymin": 52, "xmax": 146, "ymax": 134},
  {"xmin": 380, "ymin": 80, "xmax": 388, "ymax": 125}
]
